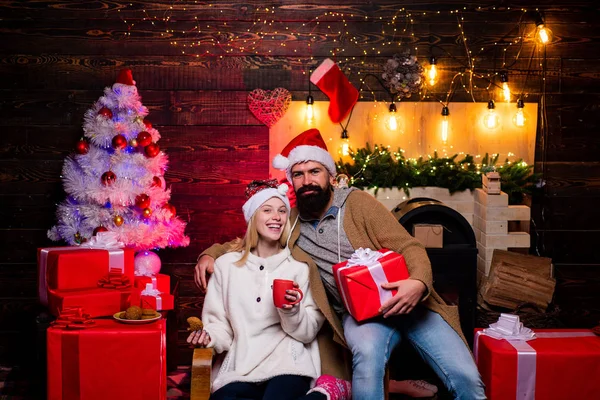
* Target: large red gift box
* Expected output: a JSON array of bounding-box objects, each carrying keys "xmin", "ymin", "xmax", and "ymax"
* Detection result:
[
  {"xmin": 134, "ymin": 273, "xmax": 170, "ymax": 293},
  {"xmin": 48, "ymin": 287, "xmax": 141, "ymax": 318},
  {"xmin": 47, "ymin": 319, "xmax": 166, "ymax": 400},
  {"xmin": 475, "ymin": 328, "xmax": 600, "ymax": 399},
  {"xmin": 38, "ymin": 246, "xmax": 135, "ymax": 304},
  {"xmin": 333, "ymin": 248, "xmax": 409, "ymax": 321}
]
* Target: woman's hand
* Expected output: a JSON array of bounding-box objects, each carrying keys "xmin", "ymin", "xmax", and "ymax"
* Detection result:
[
  {"xmin": 187, "ymin": 329, "xmax": 211, "ymax": 347},
  {"xmin": 281, "ymin": 281, "xmax": 301, "ymax": 310}
]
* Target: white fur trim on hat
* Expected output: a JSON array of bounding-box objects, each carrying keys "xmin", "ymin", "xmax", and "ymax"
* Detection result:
[
  {"xmin": 284, "ymin": 144, "xmax": 337, "ymax": 183},
  {"xmin": 272, "ymin": 153, "xmax": 290, "ymax": 170},
  {"xmin": 242, "ymin": 186, "xmax": 291, "ymax": 223}
]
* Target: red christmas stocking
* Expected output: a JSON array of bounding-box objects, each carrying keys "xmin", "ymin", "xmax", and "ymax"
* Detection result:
[{"xmin": 310, "ymin": 59, "xmax": 359, "ymax": 123}]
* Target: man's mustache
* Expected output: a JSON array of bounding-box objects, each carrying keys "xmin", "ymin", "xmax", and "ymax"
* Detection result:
[{"xmin": 296, "ymin": 185, "xmax": 323, "ymax": 196}]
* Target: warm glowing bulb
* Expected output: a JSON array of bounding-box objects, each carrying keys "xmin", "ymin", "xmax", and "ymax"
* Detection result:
[
  {"xmin": 428, "ymin": 64, "xmax": 437, "ymax": 86},
  {"xmin": 388, "ymin": 114, "xmax": 398, "ymax": 131},
  {"xmin": 441, "ymin": 106, "xmax": 449, "ymax": 143},
  {"xmin": 305, "ymin": 95, "xmax": 314, "ymax": 123},
  {"xmin": 387, "ymin": 103, "xmax": 398, "ymax": 131},
  {"xmin": 483, "ymin": 100, "xmax": 500, "ymax": 130},
  {"xmin": 537, "ymin": 25, "xmax": 552, "ymax": 44},
  {"xmin": 514, "ymin": 109, "xmax": 526, "ymax": 127},
  {"xmin": 502, "ymin": 82, "xmax": 511, "ymax": 102},
  {"xmin": 513, "ymin": 100, "xmax": 526, "ymax": 127},
  {"xmin": 341, "ymin": 141, "xmax": 350, "ymax": 156},
  {"xmin": 484, "ymin": 110, "xmax": 499, "ymax": 129}
]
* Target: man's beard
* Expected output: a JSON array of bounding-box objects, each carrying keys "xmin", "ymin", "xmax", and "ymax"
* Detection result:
[{"xmin": 296, "ymin": 183, "xmax": 332, "ymax": 219}]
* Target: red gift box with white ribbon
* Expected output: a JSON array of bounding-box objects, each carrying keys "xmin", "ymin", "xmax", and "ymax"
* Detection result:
[
  {"xmin": 474, "ymin": 314, "xmax": 600, "ymax": 400},
  {"xmin": 47, "ymin": 318, "xmax": 166, "ymax": 400},
  {"xmin": 139, "ymin": 283, "xmax": 174, "ymax": 311},
  {"xmin": 134, "ymin": 273, "xmax": 170, "ymax": 293},
  {"xmin": 38, "ymin": 232, "xmax": 135, "ymax": 306},
  {"xmin": 333, "ymin": 248, "xmax": 410, "ymax": 322}
]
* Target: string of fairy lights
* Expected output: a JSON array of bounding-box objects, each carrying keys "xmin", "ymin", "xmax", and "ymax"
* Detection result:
[{"xmin": 116, "ymin": 2, "xmax": 552, "ymax": 177}]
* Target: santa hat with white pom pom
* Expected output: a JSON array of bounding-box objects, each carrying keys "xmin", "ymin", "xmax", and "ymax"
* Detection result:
[
  {"xmin": 242, "ymin": 179, "xmax": 291, "ymax": 223},
  {"xmin": 272, "ymin": 128, "xmax": 337, "ymax": 183}
]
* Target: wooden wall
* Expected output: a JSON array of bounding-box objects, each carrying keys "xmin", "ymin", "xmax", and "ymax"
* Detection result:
[{"xmin": 0, "ymin": 1, "xmax": 599, "ymax": 366}]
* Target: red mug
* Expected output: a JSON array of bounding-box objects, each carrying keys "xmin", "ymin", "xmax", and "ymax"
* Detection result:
[{"xmin": 272, "ymin": 279, "xmax": 303, "ymax": 308}]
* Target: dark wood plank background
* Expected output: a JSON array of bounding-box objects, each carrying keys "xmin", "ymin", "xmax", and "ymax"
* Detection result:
[{"xmin": 1, "ymin": 0, "xmax": 599, "ymax": 367}]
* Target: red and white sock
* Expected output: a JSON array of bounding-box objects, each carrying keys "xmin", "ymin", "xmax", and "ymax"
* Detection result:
[
  {"xmin": 310, "ymin": 59, "xmax": 359, "ymax": 124},
  {"xmin": 308, "ymin": 374, "xmax": 352, "ymax": 400}
]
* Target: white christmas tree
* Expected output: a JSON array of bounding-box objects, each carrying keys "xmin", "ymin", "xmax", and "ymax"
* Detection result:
[{"xmin": 48, "ymin": 69, "xmax": 190, "ymax": 258}]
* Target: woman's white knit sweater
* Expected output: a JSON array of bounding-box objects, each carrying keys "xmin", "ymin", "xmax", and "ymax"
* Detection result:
[{"xmin": 202, "ymin": 247, "xmax": 325, "ymax": 392}]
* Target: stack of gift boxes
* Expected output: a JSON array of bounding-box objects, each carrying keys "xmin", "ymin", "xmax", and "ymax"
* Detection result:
[{"xmin": 38, "ymin": 244, "xmax": 175, "ymax": 399}]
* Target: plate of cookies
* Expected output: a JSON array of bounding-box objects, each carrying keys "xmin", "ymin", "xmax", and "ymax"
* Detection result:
[{"xmin": 114, "ymin": 306, "xmax": 161, "ymax": 324}]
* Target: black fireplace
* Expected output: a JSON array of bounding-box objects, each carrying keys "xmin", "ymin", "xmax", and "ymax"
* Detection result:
[{"xmin": 393, "ymin": 197, "xmax": 478, "ymax": 347}]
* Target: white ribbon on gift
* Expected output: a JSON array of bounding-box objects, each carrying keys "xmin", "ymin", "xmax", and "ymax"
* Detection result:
[
  {"xmin": 141, "ymin": 283, "xmax": 162, "ymax": 309},
  {"xmin": 474, "ymin": 313, "xmax": 596, "ymax": 400},
  {"xmin": 336, "ymin": 248, "xmax": 394, "ymax": 314},
  {"xmin": 38, "ymin": 246, "xmax": 79, "ymax": 307},
  {"xmin": 38, "ymin": 232, "xmax": 126, "ymax": 306},
  {"xmin": 79, "ymin": 231, "xmax": 126, "ymax": 274}
]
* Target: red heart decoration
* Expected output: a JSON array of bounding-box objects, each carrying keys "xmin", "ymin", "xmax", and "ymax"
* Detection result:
[{"xmin": 247, "ymin": 88, "xmax": 291, "ymax": 127}]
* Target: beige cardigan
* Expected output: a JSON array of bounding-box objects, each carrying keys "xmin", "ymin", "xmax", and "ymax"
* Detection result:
[{"xmin": 202, "ymin": 189, "xmax": 466, "ymax": 380}]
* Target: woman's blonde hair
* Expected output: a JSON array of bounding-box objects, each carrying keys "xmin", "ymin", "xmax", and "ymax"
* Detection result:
[{"xmin": 232, "ymin": 205, "xmax": 291, "ymax": 266}]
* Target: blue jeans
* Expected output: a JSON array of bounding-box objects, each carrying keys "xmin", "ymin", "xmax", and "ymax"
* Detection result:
[{"xmin": 343, "ymin": 307, "xmax": 486, "ymax": 400}]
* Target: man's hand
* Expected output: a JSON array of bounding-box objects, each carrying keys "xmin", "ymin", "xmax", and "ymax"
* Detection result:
[
  {"xmin": 194, "ymin": 255, "xmax": 215, "ymax": 293},
  {"xmin": 378, "ymin": 278, "xmax": 427, "ymax": 318}
]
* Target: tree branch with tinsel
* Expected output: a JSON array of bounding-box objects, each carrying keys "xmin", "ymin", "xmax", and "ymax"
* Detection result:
[{"xmin": 336, "ymin": 144, "xmax": 540, "ymax": 204}]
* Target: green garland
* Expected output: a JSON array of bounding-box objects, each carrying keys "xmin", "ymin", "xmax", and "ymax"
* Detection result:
[{"xmin": 336, "ymin": 144, "xmax": 540, "ymax": 204}]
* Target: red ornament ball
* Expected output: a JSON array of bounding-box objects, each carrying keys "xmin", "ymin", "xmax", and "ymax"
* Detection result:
[
  {"xmin": 92, "ymin": 226, "xmax": 108, "ymax": 236},
  {"xmin": 135, "ymin": 193, "xmax": 151, "ymax": 209},
  {"xmin": 143, "ymin": 120, "xmax": 153, "ymax": 130},
  {"xmin": 151, "ymin": 176, "xmax": 162, "ymax": 188},
  {"xmin": 76, "ymin": 139, "xmax": 89, "ymax": 155},
  {"xmin": 101, "ymin": 171, "xmax": 117, "ymax": 186},
  {"xmin": 111, "ymin": 134, "xmax": 128, "ymax": 150},
  {"xmin": 136, "ymin": 131, "xmax": 152, "ymax": 147},
  {"xmin": 98, "ymin": 107, "xmax": 113, "ymax": 119},
  {"xmin": 142, "ymin": 208, "xmax": 152, "ymax": 219},
  {"xmin": 162, "ymin": 203, "xmax": 176, "ymax": 217},
  {"xmin": 144, "ymin": 143, "xmax": 160, "ymax": 158}
]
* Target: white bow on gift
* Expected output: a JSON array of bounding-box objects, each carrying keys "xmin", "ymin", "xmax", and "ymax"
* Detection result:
[
  {"xmin": 346, "ymin": 247, "xmax": 384, "ymax": 267},
  {"xmin": 141, "ymin": 283, "xmax": 161, "ymax": 297},
  {"xmin": 80, "ymin": 231, "xmax": 124, "ymax": 249},
  {"xmin": 483, "ymin": 313, "xmax": 536, "ymax": 341}
]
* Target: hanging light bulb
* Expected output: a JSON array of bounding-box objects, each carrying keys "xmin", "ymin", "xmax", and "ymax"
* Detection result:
[
  {"xmin": 500, "ymin": 72, "xmax": 511, "ymax": 102},
  {"xmin": 386, "ymin": 103, "xmax": 398, "ymax": 131},
  {"xmin": 306, "ymin": 72, "xmax": 315, "ymax": 124},
  {"xmin": 440, "ymin": 106, "xmax": 450, "ymax": 144},
  {"xmin": 535, "ymin": 12, "xmax": 553, "ymax": 45},
  {"xmin": 305, "ymin": 94, "xmax": 314, "ymax": 124},
  {"xmin": 513, "ymin": 99, "xmax": 526, "ymax": 127},
  {"xmin": 340, "ymin": 130, "xmax": 350, "ymax": 156},
  {"xmin": 483, "ymin": 100, "xmax": 500, "ymax": 130},
  {"xmin": 428, "ymin": 56, "xmax": 438, "ymax": 86}
]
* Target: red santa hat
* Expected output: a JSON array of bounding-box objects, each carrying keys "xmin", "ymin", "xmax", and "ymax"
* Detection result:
[
  {"xmin": 242, "ymin": 179, "xmax": 290, "ymax": 223},
  {"xmin": 272, "ymin": 128, "xmax": 337, "ymax": 183},
  {"xmin": 115, "ymin": 69, "xmax": 135, "ymax": 86}
]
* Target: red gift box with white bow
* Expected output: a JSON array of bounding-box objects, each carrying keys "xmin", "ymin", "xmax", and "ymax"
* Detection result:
[
  {"xmin": 37, "ymin": 233, "xmax": 135, "ymax": 307},
  {"xmin": 333, "ymin": 248, "xmax": 410, "ymax": 322},
  {"xmin": 474, "ymin": 314, "xmax": 600, "ymax": 400}
]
